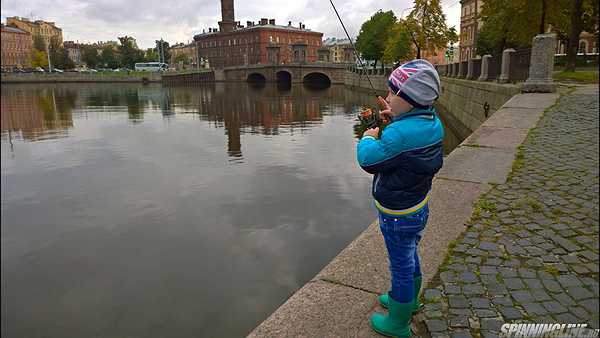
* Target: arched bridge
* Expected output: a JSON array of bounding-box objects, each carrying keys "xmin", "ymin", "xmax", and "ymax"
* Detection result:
[{"xmin": 223, "ymin": 63, "xmax": 346, "ymax": 85}]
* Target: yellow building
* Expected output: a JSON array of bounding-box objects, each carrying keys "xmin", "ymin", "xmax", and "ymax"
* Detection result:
[
  {"xmin": 170, "ymin": 42, "xmax": 198, "ymax": 69},
  {"xmin": 323, "ymin": 37, "xmax": 356, "ymax": 63},
  {"xmin": 6, "ymin": 17, "xmax": 63, "ymax": 47}
]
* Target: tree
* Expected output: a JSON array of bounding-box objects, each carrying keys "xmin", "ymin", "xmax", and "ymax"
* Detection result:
[
  {"xmin": 82, "ymin": 45, "xmax": 99, "ymax": 68},
  {"xmin": 30, "ymin": 49, "xmax": 48, "ymax": 68},
  {"xmin": 173, "ymin": 53, "xmax": 188, "ymax": 67},
  {"xmin": 355, "ymin": 10, "xmax": 397, "ymax": 69},
  {"xmin": 564, "ymin": 0, "xmax": 598, "ymax": 71},
  {"xmin": 33, "ymin": 34, "xmax": 46, "ymax": 52},
  {"xmin": 405, "ymin": 0, "xmax": 456, "ymax": 59},
  {"xmin": 145, "ymin": 48, "xmax": 158, "ymax": 62},
  {"xmin": 155, "ymin": 39, "xmax": 171, "ymax": 64},
  {"xmin": 100, "ymin": 45, "xmax": 119, "ymax": 68},
  {"xmin": 383, "ymin": 21, "xmax": 414, "ymax": 64},
  {"xmin": 118, "ymin": 36, "xmax": 144, "ymax": 68}
]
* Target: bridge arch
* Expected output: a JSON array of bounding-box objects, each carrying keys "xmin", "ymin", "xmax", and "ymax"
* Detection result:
[
  {"xmin": 303, "ymin": 72, "xmax": 331, "ymax": 88},
  {"xmin": 275, "ymin": 70, "xmax": 292, "ymax": 83},
  {"xmin": 247, "ymin": 72, "xmax": 267, "ymax": 83}
]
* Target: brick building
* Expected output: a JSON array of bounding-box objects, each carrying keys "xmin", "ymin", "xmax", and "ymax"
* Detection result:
[
  {"xmin": 194, "ymin": 0, "xmax": 323, "ymax": 68},
  {"xmin": 1, "ymin": 24, "xmax": 32, "ymax": 69},
  {"xmin": 459, "ymin": 0, "xmax": 484, "ymax": 61},
  {"xmin": 6, "ymin": 17, "xmax": 62, "ymax": 47}
]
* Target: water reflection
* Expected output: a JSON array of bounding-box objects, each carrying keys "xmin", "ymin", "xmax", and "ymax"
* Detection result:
[{"xmin": 1, "ymin": 82, "xmax": 470, "ymax": 338}]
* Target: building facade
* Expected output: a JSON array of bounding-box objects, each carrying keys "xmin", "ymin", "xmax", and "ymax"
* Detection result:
[
  {"xmin": 554, "ymin": 30, "xmax": 598, "ymax": 55},
  {"xmin": 63, "ymin": 41, "xmax": 83, "ymax": 65},
  {"xmin": 6, "ymin": 17, "xmax": 62, "ymax": 47},
  {"xmin": 1, "ymin": 24, "xmax": 32, "ymax": 69},
  {"xmin": 170, "ymin": 42, "xmax": 198, "ymax": 69},
  {"xmin": 459, "ymin": 0, "xmax": 484, "ymax": 61},
  {"xmin": 194, "ymin": 0, "xmax": 323, "ymax": 68},
  {"xmin": 323, "ymin": 37, "xmax": 356, "ymax": 63}
]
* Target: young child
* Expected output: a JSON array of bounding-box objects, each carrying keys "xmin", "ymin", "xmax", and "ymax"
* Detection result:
[{"xmin": 356, "ymin": 59, "xmax": 444, "ymax": 337}]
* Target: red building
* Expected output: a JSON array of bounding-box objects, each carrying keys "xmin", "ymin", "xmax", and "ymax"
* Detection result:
[
  {"xmin": 194, "ymin": 0, "xmax": 323, "ymax": 68},
  {"xmin": 1, "ymin": 24, "xmax": 32, "ymax": 69}
]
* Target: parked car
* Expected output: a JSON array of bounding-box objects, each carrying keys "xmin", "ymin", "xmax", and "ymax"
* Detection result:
[
  {"xmin": 52, "ymin": 68, "xmax": 64, "ymax": 73},
  {"xmin": 34, "ymin": 67, "xmax": 45, "ymax": 72}
]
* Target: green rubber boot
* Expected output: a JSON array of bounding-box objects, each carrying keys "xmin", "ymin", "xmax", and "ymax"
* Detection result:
[
  {"xmin": 378, "ymin": 276, "xmax": 423, "ymax": 313},
  {"xmin": 370, "ymin": 296, "xmax": 412, "ymax": 337}
]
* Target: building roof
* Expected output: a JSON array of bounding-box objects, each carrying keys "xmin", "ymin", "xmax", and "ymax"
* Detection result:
[
  {"xmin": 322, "ymin": 37, "xmax": 352, "ymax": 47},
  {"xmin": 1, "ymin": 24, "xmax": 30, "ymax": 34},
  {"xmin": 194, "ymin": 23, "xmax": 321, "ymax": 40}
]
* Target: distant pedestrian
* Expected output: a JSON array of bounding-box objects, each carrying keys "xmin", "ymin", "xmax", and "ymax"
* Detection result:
[{"xmin": 356, "ymin": 59, "xmax": 444, "ymax": 337}]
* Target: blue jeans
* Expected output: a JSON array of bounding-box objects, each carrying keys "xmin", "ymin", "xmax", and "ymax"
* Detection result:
[{"xmin": 378, "ymin": 204, "xmax": 429, "ymax": 303}]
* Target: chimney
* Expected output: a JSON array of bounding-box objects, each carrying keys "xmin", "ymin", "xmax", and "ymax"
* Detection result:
[
  {"xmin": 219, "ymin": 0, "xmax": 235, "ymax": 33},
  {"xmin": 269, "ymin": 19, "xmax": 275, "ymax": 25},
  {"xmin": 247, "ymin": 21, "xmax": 252, "ymax": 27},
  {"xmin": 288, "ymin": 21, "xmax": 292, "ymax": 26},
  {"xmin": 260, "ymin": 18, "xmax": 268, "ymax": 25},
  {"xmin": 299, "ymin": 22, "xmax": 303, "ymax": 29}
]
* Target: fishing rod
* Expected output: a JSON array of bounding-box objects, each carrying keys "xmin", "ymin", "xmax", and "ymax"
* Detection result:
[{"xmin": 328, "ymin": 0, "xmax": 390, "ymax": 128}]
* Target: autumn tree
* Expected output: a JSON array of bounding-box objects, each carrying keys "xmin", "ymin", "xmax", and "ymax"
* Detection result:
[
  {"xmin": 405, "ymin": 0, "xmax": 457, "ymax": 59},
  {"xmin": 355, "ymin": 10, "xmax": 397, "ymax": 69}
]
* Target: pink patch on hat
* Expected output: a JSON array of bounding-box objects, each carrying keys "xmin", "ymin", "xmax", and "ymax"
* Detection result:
[{"xmin": 389, "ymin": 67, "xmax": 419, "ymax": 92}]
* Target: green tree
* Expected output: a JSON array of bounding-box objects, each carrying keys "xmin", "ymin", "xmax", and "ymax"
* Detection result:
[
  {"xmin": 82, "ymin": 45, "xmax": 99, "ymax": 68},
  {"xmin": 33, "ymin": 34, "xmax": 46, "ymax": 52},
  {"xmin": 155, "ymin": 40, "xmax": 171, "ymax": 64},
  {"xmin": 118, "ymin": 36, "xmax": 144, "ymax": 68},
  {"xmin": 383, "ymin": 21, "xmax": 414, "ymax": 63},
  {"xmin": 30, "ymin": 49, "xmax": 49, "ymax": 68},
  {"xmin": 100, "ymin": 45, "xmax": 120, "ymax": 68},
  {"xmin": 145, "ymin": 48, "xmax": 158, "ymax": 62},
  {"xmin": 355, "ymin": 10, "xmax": 397, "ymax": 69},
  {"xmin": 405, "ymin": 0, "xmax": 457, "ymax": 59}
]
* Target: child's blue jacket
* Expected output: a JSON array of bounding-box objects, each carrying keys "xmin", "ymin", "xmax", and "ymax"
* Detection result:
[{"xmin": 356, "ymin": 107, "xmax": 444, "ymax": 214}]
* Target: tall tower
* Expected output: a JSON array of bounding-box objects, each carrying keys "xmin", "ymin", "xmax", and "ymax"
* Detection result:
[{"xmin": 219, "ymin": 0, "xmax": 235, "ymax": 33}]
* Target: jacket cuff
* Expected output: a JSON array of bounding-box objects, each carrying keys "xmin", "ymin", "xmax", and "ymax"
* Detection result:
[{"xmin": 361, "ymin": 135, "xmax": 377, "ymax": 141}]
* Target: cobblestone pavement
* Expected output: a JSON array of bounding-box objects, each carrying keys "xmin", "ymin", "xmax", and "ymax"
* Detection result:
[{"xmin": 417, "ymin": 86, "xmax": 599, "ymax": 338}]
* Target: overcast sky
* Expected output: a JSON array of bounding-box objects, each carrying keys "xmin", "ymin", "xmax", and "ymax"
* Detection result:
[{"xmin": 1, "ymin": 0, "xmax": 461, "ymax": 49}]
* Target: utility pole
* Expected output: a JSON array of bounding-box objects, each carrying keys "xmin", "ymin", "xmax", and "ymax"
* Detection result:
[
  {"xmin": 46, "ymin": 40, "xmax": 52, "ymax": 71},
  {"xmin": 160, "ymin": 38, "xmax": 165, "ymax": 64}
]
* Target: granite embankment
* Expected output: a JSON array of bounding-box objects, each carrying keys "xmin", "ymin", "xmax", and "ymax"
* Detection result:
[{"xmin": 248, "ymin": 78, "xmax": 576, "ymax": 337}]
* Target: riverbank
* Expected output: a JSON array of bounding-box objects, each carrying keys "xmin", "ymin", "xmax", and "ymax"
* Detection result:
[
  {"xmin": 248, "ymin": 83, "xmax": 566, "ymax": 336},
  {"xmin": 0, "ymin": 72, "xmax": 162, "ymax": 83}
]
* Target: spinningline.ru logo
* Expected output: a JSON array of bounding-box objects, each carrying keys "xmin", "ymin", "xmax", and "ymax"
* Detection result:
[{"xmin": 500, "ymin": 323, "xmax": 599, "ymax": 337}]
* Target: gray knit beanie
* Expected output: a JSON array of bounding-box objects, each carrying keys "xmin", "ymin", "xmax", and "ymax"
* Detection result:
[{"xmin": 387, "ymin": 59, "xmax": 441, "ymax": 109}]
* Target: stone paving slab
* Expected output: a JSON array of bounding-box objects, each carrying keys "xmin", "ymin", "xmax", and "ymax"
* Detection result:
[
  {"xmin": 314, "ymin": 220, "xmax": 390, "ymax": 295},
  {"xmin": 248, "ymin": 280, "xmax": 378, "ymax": 338},
  {"xmin": 463, "ymin": 126, "xmax": 530, "ymax": 150},
  {"xmin": 502, "ymin": 93, "xmax": 559, "ymax": 109},
  {"xmin": 482, "ymin": 108, "xmax": 545, "ymax": 130},
  {"xmin": 437, "ymin": 146, "xmax": 516, "ymax": 184}
]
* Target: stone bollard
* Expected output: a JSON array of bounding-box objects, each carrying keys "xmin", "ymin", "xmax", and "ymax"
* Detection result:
[
  {"xmin": 448, "ymin": 63, "xmax": 453, "ymax": 77},
  {"xmin": 458, "ymin": 61, "xmax": 468, "ymax": 78},
  {"xmin": 478, "ymin": 55, "xmax": 492, "ymax": 81},
  {"xmin": 498, "ymin": 48, "xmax": 516, "ymax": 83},
  {"xmin": 466, "ymin": 58, "xmax": 474, "ymax": 79},
  {"xmin": 452, "ymin": 62, "xmax": 458, "ymax": 77},
  {"xmin": 523, "ymin": 34, "xmax": 557, "ymax": 93}
]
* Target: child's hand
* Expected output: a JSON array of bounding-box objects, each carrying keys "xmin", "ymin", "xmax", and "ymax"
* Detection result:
[
  {"xmin": 379, "ymin": 109, "xmax": 393, "ymax": 123},
  {"xmin": 363, "ymin": 127, "xmax": 380, "ymax": 139}
]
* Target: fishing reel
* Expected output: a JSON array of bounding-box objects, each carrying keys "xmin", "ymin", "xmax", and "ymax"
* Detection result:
[
  {"xmin": 358, "ymin": 108, "xmax": 382, "ymax": 129},
  {"xmin": 357, "ymin": 96, "xmax": 391, "ymax": 129}
]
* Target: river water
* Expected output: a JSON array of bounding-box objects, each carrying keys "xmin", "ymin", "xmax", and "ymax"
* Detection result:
[{"xmin": 1, "ymin": 82, "xmax": 467, "ymax": 338}]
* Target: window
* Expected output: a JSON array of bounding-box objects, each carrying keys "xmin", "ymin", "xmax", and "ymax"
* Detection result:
[{"xmin": 578, "ymin": 40, "xmax": 588, "ymax": 54}]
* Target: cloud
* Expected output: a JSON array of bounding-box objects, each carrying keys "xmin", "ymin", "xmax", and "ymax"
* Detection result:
[{"xmin": 1, "ymin": 0, "xmax": 462, "ymax": 49}]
